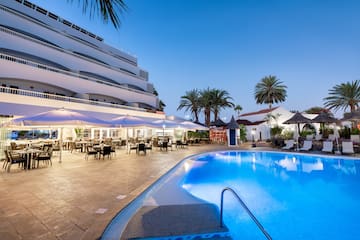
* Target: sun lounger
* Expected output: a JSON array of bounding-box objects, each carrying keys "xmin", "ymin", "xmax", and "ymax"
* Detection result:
[
  {"xmin": 282, "ymin": 139, "xmax": 295, "ymax": 150},
  {"xmin": 350, "ymin": 135, "xmax": 360, "ymax": 144},
  {"xmin": 322, "ymin": 141, "xmax": 333, "ymax": 153},
  {"xmin": 299, "ymin": 140, "xmax": 312, "ymax": 151},
  {"xmin": 306, "ymin": 134, "xmax": 314, "ymax": 140},
  {"xmin": 342, "ymin": 141, "xmax": 354, "ymax": 154}
]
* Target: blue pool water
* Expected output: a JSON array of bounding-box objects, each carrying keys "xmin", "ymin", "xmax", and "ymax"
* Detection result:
[
  {"xmin": 182, "ymin": 151, "xmax": 360, "ymax": 240},
  {"xmin": 102, "ymin": 150, "xmax": 360, "ymax": 240}
]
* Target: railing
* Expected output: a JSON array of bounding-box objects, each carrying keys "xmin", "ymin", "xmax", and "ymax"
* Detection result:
[
  {"xmin": 0, "ymin": 86, "xmax": 153, "ymax": 113},
  {"xmin": 220, "ymin": 187, "xmax": 272, "ymax": 240},
  {"xmin": 0, "ymin": 15, "xmax": 137, "ymax": 69},
  {"xmin": 0, "ymin": 52, "xmax": 153, "ymax": 96}
]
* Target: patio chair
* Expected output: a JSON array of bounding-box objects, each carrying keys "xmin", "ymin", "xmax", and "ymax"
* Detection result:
[
  {"xmin": 282, "ymin": 139, "xmax": 294, "ymax": 150},
  {"xmin": 70, "ymin": 142, "xmax": 82, "ymax": 153},
  {"xmin": 322, "ymin": 141, "xmax": 333, "ymax": 153},
  {"xmin": 34, "ymin": 147, "xmax": 53, "ymax": 168},
  {"xmin": 145, "ymin": 143, "xmax": 152, "ymax": 152},
  {"xmin": 137, "ymin": 143, "xmax": 146, "ymax": 155},
  {"xmin": 110, "ymin": 144, "xmax": 116, "ymax": 157},
  {"xmin": 85, "ymin": 145, "xmax": 98, "ymax": 160},
  {"xmin": 342, "ymin": 141, "xmax": 354, "ymax": 155},
  {"xmin": 160, "ymin": 141, "xmax": 168, "ymax": 151},
  {"xmin": 4, "ymin": 150, "xmax": 27, "ymax": 172},
  {"xmin": 99, "ymin": 146, "xmax": 111, "ymax": 159},
  {"xmin": 299, "ymin": 140, "xmax": 312, "ymax": 151}
]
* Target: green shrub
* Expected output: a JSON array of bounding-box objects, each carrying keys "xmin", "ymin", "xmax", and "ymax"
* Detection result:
[
  {"xmin": 239, "ymin": 124, "xmax": 247, "ymax": 142},
  {"xmin": 270, "ymin": 126, "xmax": 283, "ymax": 137},
  {"xmin": 281, "ymin": 130, "xmax": 294, "ymax": 139}
]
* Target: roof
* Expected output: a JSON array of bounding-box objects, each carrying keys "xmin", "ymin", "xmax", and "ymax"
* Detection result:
[
  {"xmin": 236, "ymin": 119, "xmax": 266, "ymax": 126},
  {"xmin": 283, "ymin": 112, "xmax": 312, "ymax": 124},
  {"xmin": 226, "ymin": 116, "xmax": 239, "ymax": 129},
  {"xmin": 210, "ymin": 119, "xmax": 227, "ymax": 127},
  {"xmin": 240, "ymin": 107, "xmax": 279, "ymax": 117}
]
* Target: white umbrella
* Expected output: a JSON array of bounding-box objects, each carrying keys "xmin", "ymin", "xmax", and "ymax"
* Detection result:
[
  {"xmin": 110, "ymin": 115, "xmax": 156, "ymax": 144},
  {"xmin": 13, "ymin": 108, "xmax": 110, "ymax": 127},
  {"xmin": 12, "ymin": 108, "xmax": 110, "ymax": 162},
  {"xmin": 151, "ymin": 119, "xmax": 182, "ymax": 128},
  {"xmin": 179, "ymin": 120, "xmax": 208, "ymax": 130},
  {"xmin": 151, "ymin": 119, "xmax": 183, "ymax": 138},
  {"xmin": 110, "ymin": 115, "xmax": 155, "ymax": 128}
]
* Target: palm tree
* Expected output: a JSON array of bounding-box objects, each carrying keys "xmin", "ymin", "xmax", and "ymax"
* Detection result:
[
  {"xmin": 158, "ymin": 100, "xmax": 166, "ymax": 111},
  {"xmin": 210, "ymin": 89, "xmax": 234, "ymax": 121},
  {"xmin": 199, "ymin": 88, "xmax": 213, "ymax": 127},
  {"xmin": 177, "ymin": 89, "xmax": 201, "ymax": 122},
  {"xmin": 153, "ymin": 88, "xmax": 166, "ymax": 111},
  {"xmin": 304, "ymin": 106, "xmax": 329, "ymax": 114},
  {"xmin": 69, "ymin": 0, "xmax": 127, "ymax": 29},
  {"xmin": 323, "ymin": 80, "xmax": 360, "ymax": 112},
  {"xmin": 255, "ymin": 75, "xmax": 287, "ymax": 109},
  {"xmin": 234, "ymin": 105, "xmax": 243, "ymax": 116}
]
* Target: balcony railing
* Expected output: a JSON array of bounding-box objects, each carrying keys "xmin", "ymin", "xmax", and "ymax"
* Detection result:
[
  {"xmin": 0, "ymin": 85, "xmax": 153, "ymax": 113},
  {"xmin": 0, "ymin": 52, "xmax": 153, "ymax": 97}
]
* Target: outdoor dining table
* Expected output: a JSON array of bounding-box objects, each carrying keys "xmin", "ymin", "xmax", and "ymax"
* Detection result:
[
  {"xmin": 77, "ymin": 141, "xmax": 90, "ymax": 152},
  {"xmin": 13, "ymin": 148, "xmax": 44, "ymax": 169},
  {"xmin": 126, "ymin": 143, "xmax": 151, "ymax": 154}
]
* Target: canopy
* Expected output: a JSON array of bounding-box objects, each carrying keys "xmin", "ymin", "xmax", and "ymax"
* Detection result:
[
  {"xmin": 283, "ymin": 112, "xmax": 312, "ymax": 135},
  {"xmin": 10, "ymin": 108, "xmax": 110, "ymax": 163},
  {"xmin": 311, "ymin": 112, "xmax": 337, "ymax": 123},
  {"xmin": 151, "ymin": 119, "xmax": 182, "ymax": 129},
  {"xmin": 13, "ymin": 108, "xmax": 110, "ymax": 127},
  {"xmin": 341, "ymin": 110, "xmax": 360, "ymax": 121},
  {"xmin": 179, "ymin": 120, "xmax": 209, "ymax": 130},
  {"xmin": 283, "ymin": 112, "xmax": 312, "ymax": 125},
  {"xmin": 110, "ymin": 115, "xmax": 155, "ymax": 128}
]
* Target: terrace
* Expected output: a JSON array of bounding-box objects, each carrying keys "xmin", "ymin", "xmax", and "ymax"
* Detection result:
[{"xmin": 0, "ymin": 143, "xmax": 238, "ymax": 240}]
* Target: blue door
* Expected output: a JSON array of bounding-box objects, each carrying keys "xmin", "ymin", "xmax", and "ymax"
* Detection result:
[{"xmin": 229, "ymin": 129, "xmax": 236, "ymax": 145}]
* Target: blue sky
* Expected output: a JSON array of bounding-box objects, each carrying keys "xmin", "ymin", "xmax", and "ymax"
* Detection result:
[{"xmin": 30, "ymin": 0, "xmax": 360, "ymax": 121}]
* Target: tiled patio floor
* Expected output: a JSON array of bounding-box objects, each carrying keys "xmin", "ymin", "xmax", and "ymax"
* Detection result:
[
  {"xmin": 2, "ymin": 142, "xmax": 352, "ymax": 240},
  {"xmin": 0, "ymin": 144, "xmax": 243, "ymax": 240}
]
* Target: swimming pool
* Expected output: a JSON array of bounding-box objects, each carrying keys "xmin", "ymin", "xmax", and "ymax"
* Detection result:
[{"xmin": 102, "ymin": 151, "xmax": 360, "ymax": 240}]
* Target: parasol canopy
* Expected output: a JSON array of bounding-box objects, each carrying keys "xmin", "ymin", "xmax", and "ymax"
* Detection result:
[
  {"xmin": 151, "ymin": 119, "xmax": 183, "ymax": 129},
  {"xmin": 179, "ymin": 120, "xmax": 209, "ymax": 130},
  {"xmin": 110, "ymin": 115, "xmax": 155, "ymax": 128},
  {"xmin": 12, "ymin": 108, "xmax": 110, "ymax": 127},
  {"xmin": 311, "ymin": 112, "xmax": 337, "ymax": 124},
  {"xmin": 283, "ymin": 112, "xmax": 312, "ymax": 135},
  {"xmin": 341, "ymin": 109, "xmax": 360, "ymax": 121},
  {"xmin": 9, "ymin": 108, "xmax": 110, "ymax": 163}
]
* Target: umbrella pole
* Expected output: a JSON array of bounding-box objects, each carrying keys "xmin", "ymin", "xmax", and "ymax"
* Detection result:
[{"xmin": 59, "ymin": 127, "xmax": 63, "ymax": 163}]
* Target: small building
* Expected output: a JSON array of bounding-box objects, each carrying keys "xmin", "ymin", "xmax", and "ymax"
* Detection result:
[{"xmin": 237, "ymin": 106, "xmax": 319, "ymax": 141}]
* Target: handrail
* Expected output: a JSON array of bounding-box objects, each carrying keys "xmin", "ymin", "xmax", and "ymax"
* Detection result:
[
  {"xmin": 0, "ymin": 86, "xmax": 152, "ymax": 112},
  {"xmin": 220, "ymin": 187, "xmax": 272, "ymax": 240}
]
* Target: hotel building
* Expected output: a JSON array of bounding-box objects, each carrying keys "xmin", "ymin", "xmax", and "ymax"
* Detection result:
[{"xmin": 0, "ymin": 0, "xmax": 165, "ymax": 156}]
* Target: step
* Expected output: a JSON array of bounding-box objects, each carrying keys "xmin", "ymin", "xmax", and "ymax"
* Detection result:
[{"xmin": 121, "ymin": 203, "xmax": 231, "ymax": 240}]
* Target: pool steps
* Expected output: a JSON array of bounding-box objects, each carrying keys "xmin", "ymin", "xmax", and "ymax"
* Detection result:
[{"xmin": 121, "ymin": 203, "xmax": 232, "ymax": 240}]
